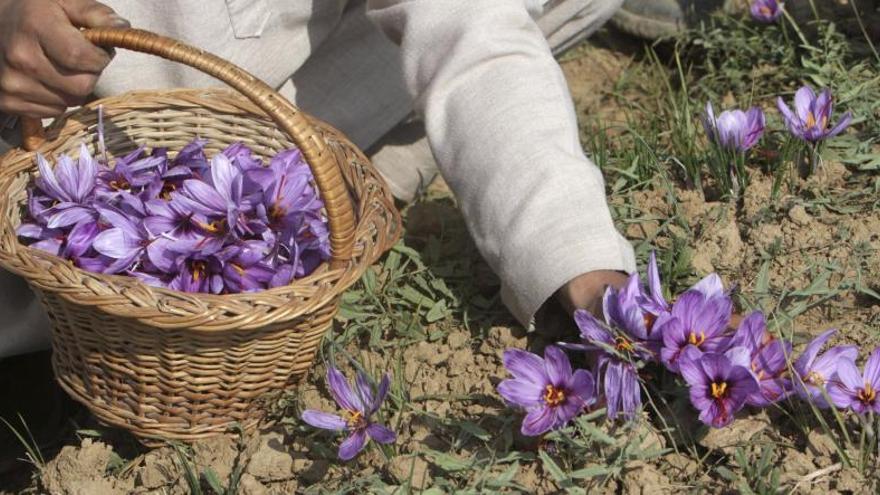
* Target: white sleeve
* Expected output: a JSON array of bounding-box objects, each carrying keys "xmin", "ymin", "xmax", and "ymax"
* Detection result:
[{"xmin": 366, "ymin": 0, "xmax": 635, "ymax": 326}]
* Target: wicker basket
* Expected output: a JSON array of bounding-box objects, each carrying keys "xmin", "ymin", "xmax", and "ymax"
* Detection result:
[{"xmin": 0, "ymin": 29, "xmax": 400, "ymax": 444}]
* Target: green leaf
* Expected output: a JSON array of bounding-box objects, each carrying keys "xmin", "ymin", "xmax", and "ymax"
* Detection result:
[
  {"xmin": 451, "ymin": 420, "xmax": 491, "ymax": 441},
  {"xmin": 568, "ymin": 466, "xmax": 610, "ymax": 480},
  {"xmin": 423, "ymin": 449, "xmax": 472, "ymax": 472},
  {"xmin": 203, "ymin": 467, "xmax": 226, "ymax": 494},
  {"xmin": 538, "ymin": 450, "xmax": 567, "ymax": 483},
  {"xmin": 426, "ymin": 300, "xmax": 448, "ymax": 323}
]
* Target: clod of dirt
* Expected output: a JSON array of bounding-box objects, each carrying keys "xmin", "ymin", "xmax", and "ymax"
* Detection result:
[
  {"xmin": 698, "ymin": 413, "xmax": 769, "ymax": 453},
  {"xmin": 388, "ymin": 454, "xmax": 432, "ymax": 489},
  {"xmin": 135, "ymin": 451, "xmax": 179, "ymax": 490},
  {"xmin": 806, "ymin": 430, "xmax": 837, "ymax": 458},
  {"xmin": 245, "ymin": 432, "xmax": 293, "ymax": 482},
  {"xmin": 192, "ymin": 436, "xmax": 239, "ymax": 483},
  {"xmin": 788, "ymin": 204, "xmax": 813, "ymax": 226},
  {"xmin": 778, "ymin": 448, "xmax": 816, "ymax": 486},
  {"xmin": 41, "ymin": 439, "xmax": 132, "ymax": 495},
  {"xmin": 621, "ymin": 463, "xmax": 674, "ymax": 494},
  {"xmin": 291, "ymin": 453, "xmax": 329, "ymax": 485}
]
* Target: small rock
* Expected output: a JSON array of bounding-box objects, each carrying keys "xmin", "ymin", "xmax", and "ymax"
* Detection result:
[
  {"xmin": 789, "ymin": 205, "xmax": 812, "ymax": 226},
  {"xmin": 137, "ymin": 452, "xmax": 177, "ymax": 489},
  {"xmin": 292, "ymin": 455, "xmax": 329, "ymax": 484},
  {"xmin": 237, "ymin": 473, "xmax": 268, "ymax": 495},
  {"xmin": 246, "ymin": 432, "xmax": 293, "ymax": 481},
  {"xmin": 192, "ymin": 436, "xmax": 238, "ymax": 483},
  {"xmin": 621, "ymin": 464, "xmax": 673, "ymax": 494},
  {"xmin": 388, "ymin": 455, "xmax": 433, "ymax": 488}
]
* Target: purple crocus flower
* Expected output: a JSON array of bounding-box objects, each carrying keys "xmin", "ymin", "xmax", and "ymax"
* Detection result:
[
  {"xmin": 92, "ymin": 205, "xmax": 171, "ymax": 274},
  {"xmin": 497, "ymin": 346, "xmax": 596, "ymax": 435},
  {"xmin": 777, "ymin": 86, "xmax": 852, "ymax": 143},
  {"xmin": 604, "ymin": 272, "xmax": 665, "ymax": 355},
  {"xmin": 828, "ymin": 348, "xmax": 880, "ymax": 415},
  {"xmin": 679, "ymin": 347, "xmax": 760, "ymax": 428},
  {"xmin": 729, "ymin": 312, "xmax": 793, "ymax": 406},
  {"xmin": 17, "ymin": 223, "xmax": 65, "ymax": 256},
  {"xmin": 221, "ymin": 241, "xmax": 275, "ymax": 293},
  {"xmin": 750, "ymin": 0, "xmax": 784, "ymax": 22},
  {"xmin": 178, "ymin": 153, "xmax": 253, "ymax": 236},
  {"xmin": 793, "ymin": 329, "xmax": 858, "ymax": 408},
  {"xmin": 253, "ymin": 149, "xmax": 322, "ymax": 233},
  {"xmin": 168, "ymin": 253, "xmax": 227, "ymax": 294},
  {"xmin": 301, "ymin": 367, "xmax": 396, "ymax": 461},
  {"xmin": 703, "ymin": 102, "xmax": 765, "ymax": 152},
  {"xmin": 35, "ymin": 145, "xmax": 99, "ymax": 229},
  {"xmin": 658, "ymin": 275, "xmax": 733, "ymax": 372},
  {"xmin": 636, "ymin": 251, "xmax": 671, "ymax": 329},
  {"xmin": 94, "ymin": 146, "xmax": 164, "ymax": 200},
  {"xmin": 570, "ymin": 309, "xmax": 645, "ymax": 420}
]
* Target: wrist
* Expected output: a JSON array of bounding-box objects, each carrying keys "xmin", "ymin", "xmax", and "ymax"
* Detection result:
[{"xmin": 556, "ymin": 270, "xmax": 629, "ymax": 318}]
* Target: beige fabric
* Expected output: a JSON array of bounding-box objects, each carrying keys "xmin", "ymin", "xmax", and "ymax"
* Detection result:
[{"xmin": 0, "ymin": 0, "xmax": 634, "ymax": 358}]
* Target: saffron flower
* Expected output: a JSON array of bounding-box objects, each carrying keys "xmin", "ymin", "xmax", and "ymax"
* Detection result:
[
  {"xmin": 658, "ymin": 274, "xmax": 733, "ymax": 372},
  {"xmin": 301, "ymin": 367, "xmax": 396, "ymax": 461},
  {"xmin": 570, "ymin": 308, "xmax": 646, "ymax": 420},
  {"xmin": 828, "ymin": 348, "xmax": 880, "ymax": 415},
  {"xmin": 750, "ymin": 0, "xmax": 784, "ymax": 23},
  {"xmin": 636, "ymin": 251, "xmax": 671, "ymax": 328},
  {"xmin": 729, "ymin": 312, "xmax": 793, "ymax": 406},
  {"xmin": 703, "ymin": 102, "xmax": 765, "ymax": 152},
  {"xmin": 679, "ymin": 347, "xmax": 760, "ymax": 428},
  {"xmin": 777, "ymin": 86, "xmax": 852, "ymax": 143},
  {"xmin": 33, "ymin": 145, "xmax": 99, "ymax": 228},
  {"xmin": 793, "ymin": 329, "xmax": 858, "ymax": 408},
  {"xmin": 497, "ymin": 346, "xmax": 595, "ymax": 435}
]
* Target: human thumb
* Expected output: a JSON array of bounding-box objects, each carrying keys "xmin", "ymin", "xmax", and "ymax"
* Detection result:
[{"xmin": 56, "ymin": 0, "xmax": 131, "ymax": 29}]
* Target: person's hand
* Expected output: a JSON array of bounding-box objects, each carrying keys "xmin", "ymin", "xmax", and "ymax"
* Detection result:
[
  {"xmin": 0, "ymin": 0, "xmax": 129, "ymax": 118},
  {"xmin": 557, "ymin": 270, "xmax": 629, "ymax": 319}
]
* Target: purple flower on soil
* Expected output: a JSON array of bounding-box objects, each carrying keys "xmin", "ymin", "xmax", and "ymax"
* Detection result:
[
  {"xmin": 793, "ymin": 329, "xmax": 858, "ymax": 407},
  {"xmin": 605, "ymin": 273, "xmax": 665, "ymax": 355},
  {"xmin": 703, "ymin": 103, "xmax": 765, "ymax": 152},
  {"xmin": 828, "ymin": 348, "xmax": 880, "ymax": 415},
  {"xmin": 657, "ymin": 275, "xmax": 733, "ymax": 372},
  {"xmin": 729, "ymin": 312, "xmax": 793, "ymax": 406},
  {"xmin": 637, "ymin": 251, "xmax": 671, "ymax": 328},
  {"xmin": 35, "ymin": 145, "xmax": 99, "ymax": 229},
  {"xmin": 679, "ymin": 347, "xmax": 760, "ymax": 428},
  {"xmin": 301, "ymin": 367, "xmax": 396, "ymax": 461},
  {"xmin": 568, "ymin": 309, "xmax": 647, "ymax": 420},
  {"xmin": 750, "ymin": 0, "xmax": 784, "ymax": 22},
  {"xmin": 777, "ymin": 86, "xmax": 852, "ymax": 143},
  {"xmin": 497, "ymin": 346, "xmax": 596, "ymax": 435}
]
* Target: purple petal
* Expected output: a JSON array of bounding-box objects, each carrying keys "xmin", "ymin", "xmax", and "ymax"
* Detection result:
[
  {"xmin": 503, "ymin": 349, "xmax": 547, "ymax": 387},
  {"xmin": 568, "ymin": 369, "xmax": 595, "ymax": 404},
  {"xmin": 181, "ymin": 179, "xmax": 227, "ymax": 213},
  {"xmin": 543, "ymin": 346, "xmax": 572, "ymax": 388},
  {"xmin": 354, "ymin": 372, "xmax": 375, "ymax": 412},
  {"xmin": 794, "ymin": 329, "xmax": 836, "ymax": 376},
  {"xmin": 730, "ymin": 311, "xmax": 766, "ymax": 354},
  {"xmin": 620, "ymin": 365, "xmax": 641, "ymax": 418},
  {"xmin": 371, "ymin": 374, "xmax": 391, "ymax": 415},
  {"xmin": 825, "ymin": 112, "xmax": 852, "ymax": 138},
  {"xmin": 36, "ymin": 154, "xmax": 70, "ymax": 201},
  {"xmin": 835, "ymin": 358, "xmax": 862, "ymax": 392},
  {"xmin": 724, "ymin": 346, "xmax": 752, "ymax": 370},
  {"xmin": 521, "ymin": 406, "xmax": 555, "ymax": 436},
  {"xmin": 366, "ymin": 424, "xmax": 396, "ymax": 444},
  {"xmin": 698, "ymin": 353, "xmax": 729, "ymax": 382},
  {"xmin": 864, "ymin": 348, "xmax": 880, "ymax": 390},
  {"xmin": 646, "ymin": 251, "xmax": 668, "ymax": 310},
  {"xmin": 794, "ymin": 86, "xmax": 816, "ymax": 122},
  {"xmin": 690, "ymin": 273, "xmax": 724, "ymax": 298},
  {"xmin": 47, "ymin": 205, "xmax": 94, "ymax": 229},
  {"xmin": 574, "ymin": 309, "xmax": 614, "ymax": 346},
  {"xmin": 604, "ymin": 361, "xmax": 623, "ymax": 419},
  {"xmin": 678, "ymin": 352, "xmax": 708, "ymax": 387},
  {"xmin": 301, "ymin": 410, "xmax": 346, "ymax": 431},
  {"xmin": 498, "ymin": 379, "xmax": 544, "ymax": 408},
  {"xmin": 812, "ymin": 345, "xmax": 859, "ymax": 378},
  {"xmin": 338, "ymin": 429, "xmax": 368, "ymax": 461},
  {"xmin": 93, "ymin": 228, "xmax": 140, "ymax": 259},
  {"xmin": 327, "ymin": 367, "xmax": 361, "ymax": 412},
  {"xmin": 777, "ymin": 97, "xmax": 802, "ymax": 136},
  {"xmin": 827, "ymin": 382, "xmax": 857, "ymax": 410}
]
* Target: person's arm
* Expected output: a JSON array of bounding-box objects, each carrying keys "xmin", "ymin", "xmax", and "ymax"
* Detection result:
[
  {"xmin": 366, "ymin": 0, "xmax": 635, "ymax": 325},
  {"xmin": 0, "ymin": 0, "xmax": 129, "ymax": 118}
]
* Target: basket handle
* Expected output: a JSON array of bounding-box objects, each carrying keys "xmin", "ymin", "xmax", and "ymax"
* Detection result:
[{"xmin": 20, "ymin": 27, "xmax": 356, "ymax": 267}]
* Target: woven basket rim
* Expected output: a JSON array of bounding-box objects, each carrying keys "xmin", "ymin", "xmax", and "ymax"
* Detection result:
[{"xmin": 0, "ymin": 88, "xmax": 400, "ymax": 332}]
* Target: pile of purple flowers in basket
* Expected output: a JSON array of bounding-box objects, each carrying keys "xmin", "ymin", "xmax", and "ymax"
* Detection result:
[
  {"xmin": 498, "ymin": 253, "xmax": 879, "ymax": 436},
  {"xmin": 17, "ymin": 136, "xmax": 330, "ymax": 294}
]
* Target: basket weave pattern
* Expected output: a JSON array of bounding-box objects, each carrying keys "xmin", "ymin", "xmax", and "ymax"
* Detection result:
[{"xmin": 0, "ymin": 30, "xmax": 400, "ymax": 443}]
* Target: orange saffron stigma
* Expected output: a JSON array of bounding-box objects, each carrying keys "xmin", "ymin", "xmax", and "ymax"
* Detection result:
[
  {"xmin": 543, "ymin": 384, "xmax": 565, "ymax": 407},
  {"xmin": 805, "ymin": 111, "xmax": 816, "ymax": 129},
  {"xmin": 643, "ymin": 313, "xmax": 657, "ymax": 332},
  {"xmin": 616, "ymin": 337, "xmax": 634, "ymax": 352},
  {"xmin": 688, "ymin": 331, "xmax": 707, "ymax": 346},
  {"xmin": 858, "ymin": 384, "xmax": 877, "ymax": 404},
  {"xmin": 710, "ymin": 382, "xmax": 728, "ymax": 399},
  {"xmin": 109, "ymin": 179, "xmax": 130, "ymax": 191},
  {"xmin": 232, "ymin": 263, "xmax": 245, "ymax": 276}
]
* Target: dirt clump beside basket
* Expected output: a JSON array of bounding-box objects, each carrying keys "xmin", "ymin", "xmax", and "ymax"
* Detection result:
[{"xmin": 0, "ymin": 30, "xmax": 400, "ymax": 446}]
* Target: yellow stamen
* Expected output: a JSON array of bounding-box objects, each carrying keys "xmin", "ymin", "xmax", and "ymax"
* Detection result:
[
  {"xmin": 543, "ymin": 384, "xmax": 565, "ymax": 407},
  {"xmin": 345, "ymin": 409, "xmax": 363, "ymax": 428},
  {"xmin": 616, "ymin": 337, "xmax": 634, "ymax": 353},
  {"xmin": 191, "ymin": 260, "xmax": 207, "ymax": 281},
  {"xmin": 710, "ymin": 382, "xmax": 728, "ymax": 399},
  {"xmin": 858, "ymin": 384, "xmax": 877, "ymax": 404},
  {"xmin": 688, "ymin": 331, "xmax": 707, "ymax": 346},
  {"xmin": 805, "ymin": 112, "xmax": 817, "ymax": 129}
]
